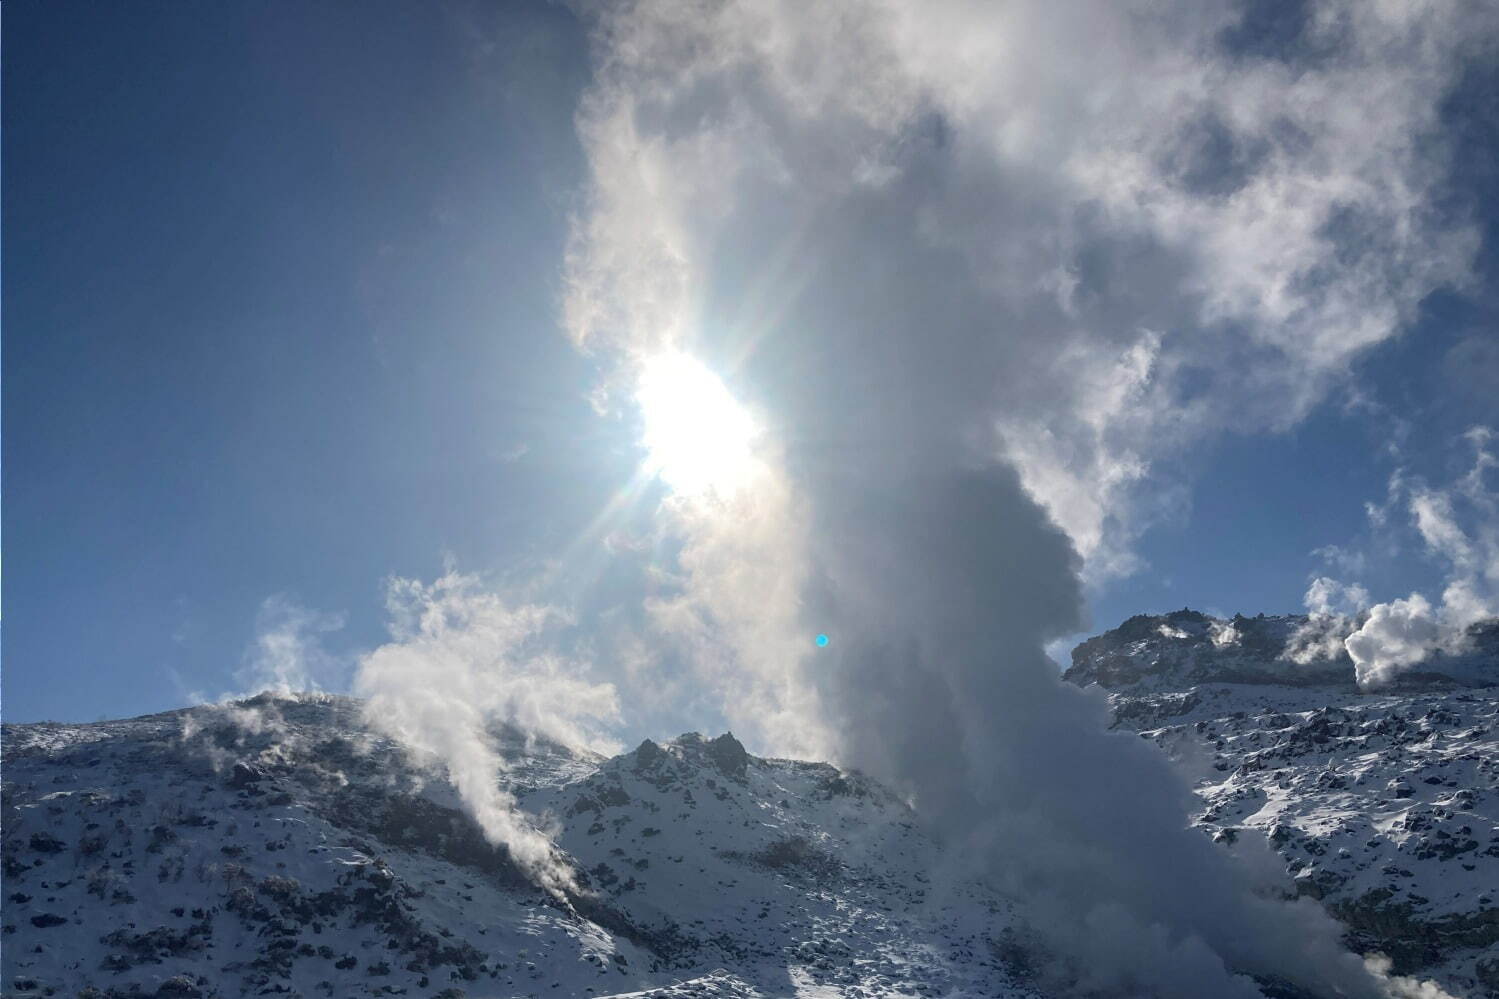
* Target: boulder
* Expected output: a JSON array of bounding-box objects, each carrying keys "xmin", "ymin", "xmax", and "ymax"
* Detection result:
[{"xmin": 228, "ymin": 761, "xmax": 264, "ymax": 789}]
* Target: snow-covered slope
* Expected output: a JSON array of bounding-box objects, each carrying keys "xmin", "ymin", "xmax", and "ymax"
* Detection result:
[
  {"xmin": 1067, "ymin": 611, "xmax": 1499, "ymax": 998},
  {"xmin": 7, "ymin": 609, "xmax": 1498, "ymax": 998},
  {"xmin": 1, "ymin": 694, "xmax": 1035, "ymax": 999}
]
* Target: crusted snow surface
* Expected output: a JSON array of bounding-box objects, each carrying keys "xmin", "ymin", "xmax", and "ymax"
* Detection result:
[
  {"xmin": 1072, "ymin": 611, "xmax": 1499, "ymax": 999},
  {"xmin": 1, "ymin": 694, "xmax": 1036, "ymax": 999}
]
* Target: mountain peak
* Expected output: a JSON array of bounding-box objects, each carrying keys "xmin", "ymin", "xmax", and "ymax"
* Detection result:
[{"xmin": 706, "ymin": 732, "xmax": 749, "ymax": 780}]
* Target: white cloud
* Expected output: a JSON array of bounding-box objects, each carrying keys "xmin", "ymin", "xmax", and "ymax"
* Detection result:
[
  {"xmin": 495, "ymin": 441, "xmax": 529, "ymax": 462},
  {"xmin": 569, "ymin": 0, "xmax": 1488, "ymax": 581},
  {"xmin": 994, "ymin": 332, "xmax": 1163, "ymax": 580}
]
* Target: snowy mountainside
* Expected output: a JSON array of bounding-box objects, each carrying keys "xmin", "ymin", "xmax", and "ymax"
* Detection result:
[
  {"xmin": 8, "ymin": 608, "xmax": 1499, "ymax": 999},
  {"xmin": 1067, "ymin": 610, "xmax": 1499, "ymax": 998},
  {"xmin": 1, "ymin": 694, "xmax": 1034, "ymax": 999}
]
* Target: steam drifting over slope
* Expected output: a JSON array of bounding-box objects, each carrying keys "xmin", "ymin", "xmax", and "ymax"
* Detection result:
[{"xmin": 353, "ymin": 571, "xmax": 622, "ymax": 895}]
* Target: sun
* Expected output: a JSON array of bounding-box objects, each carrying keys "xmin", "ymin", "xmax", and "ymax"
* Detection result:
[{"xmin": 635, "ymin": 352, "xmax": 760, "ymax": 497}]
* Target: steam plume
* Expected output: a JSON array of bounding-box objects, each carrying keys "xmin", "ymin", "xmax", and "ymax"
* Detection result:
[
  {"xmin": 353, "ymin": 570, "xmax": 621, "ymax": 895},
  {"xmin": 564, "ymin": 0, "xmax": 1493, "ymax": 993}
]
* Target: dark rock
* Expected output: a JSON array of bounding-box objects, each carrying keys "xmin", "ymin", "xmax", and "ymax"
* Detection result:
[
  {"xmin": 327, "ymin": 790, "xmax": 529, "ymax": 889},
  {"xmin": 723, "ymin": 836, "xmax": 841, "ymax": 881},
  {"xmin": 707, "ymin": 733, "xmax": 749, "ymax": 780},
  {"xmin": 28, "ymin": 832, "xmax": 65, "ymax": 854},
  {"xmin": 101, "ymin": 922, "xmax": 212, "ymax": 961},
  {"xmin": 155, "ymin": 975, "xmax": 204, "ymax": 998},
  {"xmin": 229, "ymin": 761, "xmax": 264, "ymax": 789},
  {"xmin": 633, "ymin": 739, "xmax": 664, "ymax": 770},
  {"xmin": 1477, "ymin": 957, "xmax": 1499, "ymax": 994},
  {"xmin": 597, "ymin": 785, "xmax": 631, "ymax": 807}
]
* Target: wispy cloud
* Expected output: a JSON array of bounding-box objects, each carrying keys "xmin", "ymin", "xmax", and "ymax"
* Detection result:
[
  {"xmin": 494, "ymin": 441, "xmax": 529, "ymax": 462},
  {"xmin": 236, "ymin": 595, "xmax": 348, "ymax": 697}
]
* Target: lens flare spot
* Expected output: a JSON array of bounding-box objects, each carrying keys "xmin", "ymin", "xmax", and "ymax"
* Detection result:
[{"xmin": 816, "ymin": 633, "xmax": 829, "ymax": 647}]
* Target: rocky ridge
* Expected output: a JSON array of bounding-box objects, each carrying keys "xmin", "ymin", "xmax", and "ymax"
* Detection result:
[
  {"xmin": 1, "ymin": 695, "xmax": 1032, "ymax": 999},
  {"xmin": 1065, "ymin": 609, "xmax": 1499, "ymax": 692},
  {"xmin": 1066, "ymin": 610, "xmax": 1499, "ymax": 998}
]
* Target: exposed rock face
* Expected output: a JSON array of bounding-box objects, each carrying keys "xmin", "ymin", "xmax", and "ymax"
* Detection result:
[
  {"xmin": 1067, "ymin": 611, "xmax": 1499, "ymax": 997},
  {"xmin": 633, "ymin": 738, "xmax": 663, "ymax": 771},
  {"xmin": 706, "ymin": 732, "xmax": 749, "ymax": 781}
]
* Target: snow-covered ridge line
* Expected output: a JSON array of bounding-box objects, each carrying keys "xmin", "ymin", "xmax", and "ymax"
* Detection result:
[
  {"xmin": 1065, "ymin": 608, "xmax": 1499, "ymax": 693},
  {"xmin": 1, "ymin": 693, "xmax": 1038, "ymax": 999}
]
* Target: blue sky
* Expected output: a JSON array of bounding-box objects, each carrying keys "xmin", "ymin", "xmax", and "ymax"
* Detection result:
[
  {"xmin": 6, "ymin": 1, "xmax": 612, "ymax": 720},
  {"xmin": 1094, "ymin": 290, "xmax": 1499, "ymax": 627},
  {"xmin": 6, "ymin": 0, "xmax": 1499, "ymax": 727}
]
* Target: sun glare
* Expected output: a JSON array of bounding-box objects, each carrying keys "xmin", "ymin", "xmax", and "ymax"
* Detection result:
[{"xmin": 636, "ymin": 352, "xmax": 760, "ymax": 497}]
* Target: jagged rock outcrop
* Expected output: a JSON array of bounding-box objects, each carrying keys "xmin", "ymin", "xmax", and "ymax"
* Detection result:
[{"xmin": 706, "ymin": 732, "xmax": 749, "ymax": 781}]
